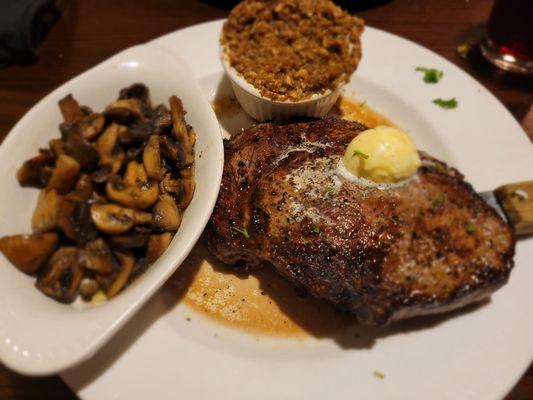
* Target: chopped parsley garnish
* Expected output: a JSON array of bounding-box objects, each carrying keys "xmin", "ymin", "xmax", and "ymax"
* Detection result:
[
  {"xmin": 353, "ymin": 149, "xmax": 369, "ymax": 160},
  {"xmin": 311, "ymin": 226, "xmax": 321, "ymax": 235},
  {"xmin": 465, "ymin": 223, "xmax": 475, "ymax": 235},
  {"xmin": 432, "ymin": 195, "xmax": 445, "ymax": 208},
  {"xmin": 373, "ymin": 370, "xmax": 385, "ymax": 379},
  {"xmin": 433, "ymin": 97, "xmax": 458, "ymax": 109},
  {"xmin": 230, "ymin": 226, "xmax": 250, "ymax": 239},
  {"xmin": 415, "ymin": 67, "xmax": 444, "ymax": 83}
]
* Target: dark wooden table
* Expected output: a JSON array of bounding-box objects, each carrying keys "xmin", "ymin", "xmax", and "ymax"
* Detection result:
[{"xmin": 0, "ymin": 0, "xmax": 531, "ymax": 399}]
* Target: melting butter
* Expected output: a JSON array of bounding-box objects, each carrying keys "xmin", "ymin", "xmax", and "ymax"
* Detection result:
[{"xmin": 342, "ymin": 126, "xmax": 421, "ymax": 183}]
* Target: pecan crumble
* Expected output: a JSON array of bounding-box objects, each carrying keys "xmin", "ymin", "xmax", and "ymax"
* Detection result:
[{"xmin": 221, "ymin": 0, "xmax": 364, "ymax": 102}]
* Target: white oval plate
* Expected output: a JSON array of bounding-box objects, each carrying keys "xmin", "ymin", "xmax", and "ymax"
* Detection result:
[
  {"xmin": 62, "ymin": 21, "xmax": 533, "ymax": 400},
  {"xmin": 0, "ymin": 44, "xmax": 223, "ymax": 375}
]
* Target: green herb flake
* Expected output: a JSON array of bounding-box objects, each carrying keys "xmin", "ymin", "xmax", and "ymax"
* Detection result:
[
  {"xmin": 416, "ymin": 67, "xmax": 444, "ymax": 83},
  {"xmin": 353, "ymin": 150, "xmax": 369, "ymax": 160},
  {"xmin": 230, "ymin": 226, "xmax": 250, "ymax": 239},
  {"xmin": 432, "ymin": 195, "xmax": 445, "ymax": 208},
  {"xmin": 373, "ymin": 370, "xmax": 385, "ymax": 379},
  {"xmin": 465, "ymin": 223, "xmax": 475, "ymax": 235},
  {"xmin": 433, "ymin": 97, "xmax": 458, "ymax": 109},
  {"xmin": 324, "ymin": 186, "xmax": 335, "ymax": 196},
  {"xmin": 359, "ymin": 100, "xmax": 367, "ymax": 107},
  {"xmin": 311, "ymin": 226, "xmax": 321, "ymax": 235}
]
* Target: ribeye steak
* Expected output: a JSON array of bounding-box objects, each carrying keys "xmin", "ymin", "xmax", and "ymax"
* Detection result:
[{"xmin": 207, "ymin": 118, "xmax": 515, "ymax": 325}]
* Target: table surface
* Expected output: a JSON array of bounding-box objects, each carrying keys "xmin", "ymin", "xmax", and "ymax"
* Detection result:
[{"xmin": 0, "ymin": 0, "xmax": 531, "ymax": 399}]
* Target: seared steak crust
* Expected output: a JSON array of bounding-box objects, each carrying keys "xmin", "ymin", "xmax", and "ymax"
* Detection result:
[{"xmin": 207, "ymin": 118, "xmax": 515, "ymax": 325}]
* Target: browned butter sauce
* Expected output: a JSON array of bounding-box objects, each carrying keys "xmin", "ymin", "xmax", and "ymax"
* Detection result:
[
  {"xmin": 171, "ymin": 241, "xmax": 357, "ymax": 337},
  {"xmin": 173, "ymin": 95, "xmax": 396, "ymax": 337}
]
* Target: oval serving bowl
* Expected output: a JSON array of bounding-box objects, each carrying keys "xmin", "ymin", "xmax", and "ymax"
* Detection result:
[{"xmin": 0, "ymin": 45, "xmax": 224, "ymax": 375}]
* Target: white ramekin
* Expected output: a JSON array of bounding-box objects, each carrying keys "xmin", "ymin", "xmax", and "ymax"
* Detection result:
[{"xmin": 220, "ymin": 48, "xmax": 343, "ymax": 122}]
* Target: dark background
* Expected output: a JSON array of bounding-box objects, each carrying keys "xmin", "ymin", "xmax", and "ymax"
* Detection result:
[{"xmin": 0, "ymin": 0, "xmax": 531, "ymax": 398}]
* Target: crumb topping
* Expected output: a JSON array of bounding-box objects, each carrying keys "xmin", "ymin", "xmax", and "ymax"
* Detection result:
[{"xmin": 221, "ymin": 0, "xmax": 364, "ymax": 101}]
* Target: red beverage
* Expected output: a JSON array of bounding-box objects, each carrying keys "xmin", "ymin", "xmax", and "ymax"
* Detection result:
[{"xmin": 481, "ymin": 0, "xmax": 533, "ymax": 73}]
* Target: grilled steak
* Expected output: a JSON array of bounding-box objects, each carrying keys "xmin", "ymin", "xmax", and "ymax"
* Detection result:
[{"xmin": 207, "ymin": 118, "xmax": 515, "ymax": 325}]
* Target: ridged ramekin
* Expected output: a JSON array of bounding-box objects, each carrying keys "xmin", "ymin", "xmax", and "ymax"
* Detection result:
[{"xmin": 220, "ymin": 48, "xmax": 343, "ymax": 122}]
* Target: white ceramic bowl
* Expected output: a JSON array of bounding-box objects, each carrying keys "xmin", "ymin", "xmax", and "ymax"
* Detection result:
[
  {"xmin": 0, "ymin": 45, "xmax": 223, "ymax": 375},
  {"xmin": 220, "ymin": 48, "xmax": 343, "ymax": 122}
]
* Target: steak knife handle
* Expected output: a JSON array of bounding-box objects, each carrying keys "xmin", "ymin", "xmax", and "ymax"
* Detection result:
[{"xmin": 495, "ymin": 181, "xmax": 533, "ymax": 236}]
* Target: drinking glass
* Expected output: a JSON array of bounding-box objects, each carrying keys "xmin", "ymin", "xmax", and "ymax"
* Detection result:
[{"xmin": 480, "ymin": 0, "xmax": 533, "ymax": 74}]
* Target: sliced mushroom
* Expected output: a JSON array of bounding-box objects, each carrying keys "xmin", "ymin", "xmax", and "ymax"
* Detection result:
[
  {"xmin": 7, "ymin": 87, "xmax": 196, "ymax": 304},
  {"xmin": 63, "ymin": 131, "xmax": 99, "ymax": 172},
  {"xmin": 169, "ymin": 96, "xmax": 188, "ymax": 144},
  {"xmin": 146, "ymin": 232, "xmax": 173, "ymax": 263},
  {"xmin": 78, "ymin": 113, "xmax": 105, "ymax": 140},
  {"xmin": 123, "ymin": 160, "xmax": 148, "ymax": 185},
  {"xmin": 118, "ymin": 119, "xmax": 152, "ymax": 145},
  {"xmin": 159, "ymin": 173, "xmax": 182, "ymax": 195},
  {"xmin": 101, "ymin": 252, "xmax": 135, "ymax": 298},
  {"xmin": 106, "ymin": 177, "xmax": 159, "ymax": 210},
  {"xmin": 90, "ymin": 203, "xmax": 152, "ymax": 235},
  {"xmin": 169, "ymin": 96, "xmax": 195, "ymax": 166},
  {"xmin": 153, "ymin": 194, "xmax": 181, "ymax": 231},
  {"xmin": 108, "ymin": 227, "xmax": 151, "ymax": 250},
  {"xmin": 57, "ymin": 199, "xmax": 97, "ymax": 244},
  {"xmin": 79, "ymin": 277, "xmax": 99, "ymax": 301},
  {"xmin": 36, "ymin": 247, "xmax": 83, "ymax": 303},
  {"xmin": 16, "ymin": 150, "xmax": 54, "ymax": 188},
  {"xmin": 96, "ymin": 123, "xmax": 126, "ymax": 174},
  {"xmin": 118, "ymin": 83, "xmax": 150, "ymax": 104},
  {"xmin": 32, "ymin": 189, "xmax": 62, "ymax": 232},
  {"xmin": 176, "ymin": 166, "xmax": 195, "ymax": 210},
  {"xmin": 143, "ymin": 135, "xmax": 165, "ymax": 181},
  {"xmin": 82, "ymin": 238, "xmax": 117, "ymax": 274},
  {"xmin": 66, "ymin": 174, "xmax": 93, "ymax": 202},
  {"xmin": 0, "ymin": 233, "xmax": 59, "ymax": 274},
  {"xmin": 159, "ymin": 135, "xmax": 179, "ymax": 161},
  {"xmin": 49, "ymin": 138, "xmax": 66, "ymax": 157},
  {"xmin": 152, "ymin": 105, "xmax": 172, "ymax": 135},
  {"xmin": 58, "ymin": 94, "xmax": 82, "ymax": 123},
  {"xmin": 106, "ymin": 161, "xmax": 159, "ymax": 209},
  {"xmin": 47, "ymin": 154, "xmax": 81, "ymax": 194},
  {"xmin": 104, "ymin": 99, "xmax": 145, "ymax": 124},
  {"xmin": 91, "ymin": 165, "xmax": 113, "ymax": 184}
]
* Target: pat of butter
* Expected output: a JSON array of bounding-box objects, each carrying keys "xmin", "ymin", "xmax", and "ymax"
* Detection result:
[{"xmin": 342, "ymin": 126, "xmax": 421, "ymax": 183}]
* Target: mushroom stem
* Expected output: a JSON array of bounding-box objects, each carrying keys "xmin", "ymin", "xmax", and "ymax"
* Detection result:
[
  {"xmin": 143, "ymin": 135, "xmax": 165, "ymax": 181},
  {"xmin": 106, "ymin": 252, "xmax": 135, "ymax": 298},
  {"xmin": 96, "ymin": 123, "xmax": 126, "ymax": 174}
]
